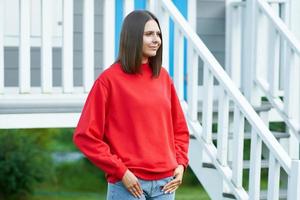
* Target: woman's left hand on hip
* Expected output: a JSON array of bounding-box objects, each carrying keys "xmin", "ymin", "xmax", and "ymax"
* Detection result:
[{"xmin": 161, "ymin": 165, "xmax": 184, "ymax": 194}]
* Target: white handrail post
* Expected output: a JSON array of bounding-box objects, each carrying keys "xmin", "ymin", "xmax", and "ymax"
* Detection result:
[
  {"xmin": 19, "ymin": 0, "xmax": 31, "ymax": 93},
  {"xmin": 103, "ymin": 0, "xmax": 115, "ymax": 69},
  {"xmin": 244, "ymin": 0, "xmax": 259, "ymax": 106},
  {"xmin": 62, "ymin": 0, "xmax": 74, "ymax": 93},
  {"xmin": 83, "ymin": 0, "xmax": 94, "ymax": 92},
  {"xmin": 0, "ymin": 0, "xmax": 4, "ymax": 94},
  {"xmin": 288, "ymin": 160, "xmax": 300, "ymax": 200},
  {"xmin": 41, "ymin": 0, "xmax": 53, "ymax": 93},
  {"xmin": 226, "ymin": 2, "xmax": 242, "ymax": 88}
]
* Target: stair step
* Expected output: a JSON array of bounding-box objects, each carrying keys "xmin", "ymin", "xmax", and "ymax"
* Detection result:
[
  {"xmin": 198, "ymin": 101, "xmax": 272, "ymax": 113},
  {"xmin": 202, "ymin": 160, "xmax": 269, "ymax": 170},
  {"xmin": 223, "ymin": 192, "xmax": 237, "ymax": 199},
  {"xmin": 202, "ymin": 162, "xmax": 216, "ymax": 169},
  {"xmin": 228, "ymin": 160, "xmax": 269, "ymax": 169},
  {"xmin": 222, "ymin": 189, "xmax": 287, "ymax": 200},
  {"xmin": 211, "ymin": 131, "xmax": 289, "ymax": 140},
  {"xmin": 259, "ymin": 189, "xmax": 287, "ymax": 199}
]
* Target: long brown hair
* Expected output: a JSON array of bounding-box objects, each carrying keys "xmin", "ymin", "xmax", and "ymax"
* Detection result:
[{"xmin": 116, "ymin": 10, "xmax": 163, "ymax": 77}]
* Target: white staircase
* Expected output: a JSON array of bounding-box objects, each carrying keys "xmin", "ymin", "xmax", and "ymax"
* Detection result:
[{"xmin": 0, "ymin": 0, "xmax": 300, "ymax": 199}]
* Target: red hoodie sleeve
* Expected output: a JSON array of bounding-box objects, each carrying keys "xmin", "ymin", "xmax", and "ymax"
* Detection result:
[
  {"xmin": 170, "ymin": 82, "xmax": 190, "ymax": 169},
  {"xmin": 73, "ymin": 79, "xmax": 127, "ymax": 179}
]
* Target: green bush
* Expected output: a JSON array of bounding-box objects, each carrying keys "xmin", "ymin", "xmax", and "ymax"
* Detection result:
[{"xmin": 0, "ymin": 130, "xmax": 53, "ymax": 200}]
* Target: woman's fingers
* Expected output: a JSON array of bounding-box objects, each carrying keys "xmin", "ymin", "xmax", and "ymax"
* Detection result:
[
  {"xmin": 122, "ymin": 170, "xmax": 143, "ymax": 198},
  {"xmin": 164, "ymin": 185, "xmax": 178, "ymax": 194},
  {"xmin": 127, "ymin": 182, "xmax": 143, "ymax": 198},
  {"xmin": 162, "ymin": 177, "xmax": 182, "ymax": 193}
]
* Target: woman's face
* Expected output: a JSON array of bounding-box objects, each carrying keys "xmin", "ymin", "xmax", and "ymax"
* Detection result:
[{"xmin": 142, "ymin": 20, "xmax": 161, "ymax": 63}]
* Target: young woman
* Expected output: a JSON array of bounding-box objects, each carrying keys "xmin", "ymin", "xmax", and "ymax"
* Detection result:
[{"xmin": 73, "ymin": 10, "xmax": 189, "ymax": 200}]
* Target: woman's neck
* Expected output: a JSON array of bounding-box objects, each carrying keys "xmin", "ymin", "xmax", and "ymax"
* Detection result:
[{"xmin": 141, "ymin": 57, "xmax": 148, "ymax": 64}]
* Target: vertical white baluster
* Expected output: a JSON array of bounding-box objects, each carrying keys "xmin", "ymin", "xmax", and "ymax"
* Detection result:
[
  {"xmin": 267, "ymin": 154, "xmax": 280, "ymax": 200},
  {"xmin": 202, "ymin": 64, "xmax": 213, "ymax": 143},
  {"xmin": 267, "ymin": 26, "xmax": 280, "ymax": 97},
  {"xmin": 158, "ymin": 4, "xmax": 169, "ymax": 72},
  {"xmin": 83, "ymin": 0, "xmax": 94, "ymax": 92},
  {"xmin": 173, "ymin": 24, "xmax": 184, "ymax": 100},
  {"xmin": 187, "ymin": 50, "xmax": 198, "ymax": 121},
  {"xmin": 62, "ymin": 0, "xmax": 73, "ymax": 93},
  {"xmin": 248, "ymin": 129, "xmax": 262, "ymax": 200},
  {"xmin": 19, "ymin": 0, "xmax": 31, "ymax": 93},
  {"xmin": 0, "ymin": 0, "xmax": 4, "ymax": 93},
  {"xmin": 255, "ymin": 11, "xmax": 268, "ymax": 87},
  {"xmin": 232, "ymin": 105, "xmax": 244, "ymax": 188},
  {"xmin": 41, "ymin": 0, "xmax": 52, "ymax": 93},
  {"xmin": 103, "ymin": 0, "xmax": 115, "ymax": 69},
  {"xmin": 123, "ymin": 0, "xmax": 134, "ymax": 18},
  {"xmin": 288, "ymin": 160, "xmax": 300, "ymax": 200},
  {"xmin": 217, "ymin": 88, "xmax": 229, "ymax": 165}
]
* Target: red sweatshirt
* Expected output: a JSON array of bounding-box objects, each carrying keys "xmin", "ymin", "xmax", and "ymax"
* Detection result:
[{"xmin": 73, "ymin": 62, "xmax": 189, "ymax": 183}]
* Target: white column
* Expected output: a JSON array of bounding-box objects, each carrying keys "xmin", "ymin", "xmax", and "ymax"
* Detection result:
[
  {"xmin": 41, "ymin": 0, "xmax": 53, "ymax": 93},
  {"xmin": 123, "ymin": 0, "xmax": 134, "ymax": 18},
  {"xmin": 187, "ymin": 0, "xmax": 198, "ymax": 121},
  {"xmin": 173, "ymin": 25, "xmax": 184, "ymax": 100},
  {"xmin": 0, "ymin": 0, "xmax": 4, "ymax": 93},
  {"xmin": 62, "ymin": 0, "xmax": 73, "ymax": 93},
  {"xmin": 83, "ymin": 0, "xmax": 94, "ymax": 92},
  {"xmin": 103, "ymin": 0, "xmax": 115, "ymax": 69},
  {"xmin": 19, "ymin": 0, "xmax": 31, "ymax": 93}
]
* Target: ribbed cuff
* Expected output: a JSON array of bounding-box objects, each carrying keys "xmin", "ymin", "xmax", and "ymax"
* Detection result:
[
  {"xmin": 114, "ymin": 164, "xmax": 128, "ymax": 180},
  {"xmin": 177, "ymin": 158, "xmax": 188, "ymax": 171}
]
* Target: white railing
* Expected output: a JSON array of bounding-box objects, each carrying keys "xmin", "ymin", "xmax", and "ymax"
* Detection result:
[
  {"xmin": 0, "ymin": 0, "xmax": 115, "ymax": 128},
  {"xmin": 158, "ymin": 0, "xmax": 300, "ymax": 199},
  {"xmin": 0, "ymin": 0, "xmax": 116, "ymax": 96},
  {"xmin": 227, "ymin": 0, "xmax": 300, "ymax": 142}
]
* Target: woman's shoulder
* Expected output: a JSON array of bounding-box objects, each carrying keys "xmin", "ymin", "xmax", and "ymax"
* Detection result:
[
  {"xmin": 96, "ymin": 62, "xmax": 122, "ymax": 82},
  {"xmin": 160, "ymin": 66, "xmax": 173, "ymax": 83}
]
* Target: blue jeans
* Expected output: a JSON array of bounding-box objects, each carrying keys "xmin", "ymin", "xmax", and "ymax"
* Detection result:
[{"xmin": 106, "ymin": 176, "xmax": 175, "ymax": 200}]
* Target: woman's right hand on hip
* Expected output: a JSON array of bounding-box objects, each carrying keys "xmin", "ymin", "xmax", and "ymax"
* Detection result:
[{"xmin": 122, "ymin": 169, "xmax": 143, "ymax": 198}]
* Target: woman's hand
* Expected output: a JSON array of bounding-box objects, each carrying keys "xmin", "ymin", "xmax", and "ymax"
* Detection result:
[
  {"xmin": 122, "ymin": 169, "xmax": 143, "ymax": 198},
  {"xmin": 162, "ymin": 165, "xmax": 184, "ymax": 194}
]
